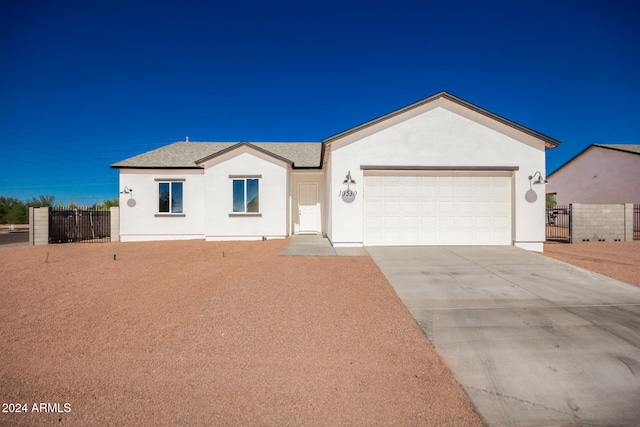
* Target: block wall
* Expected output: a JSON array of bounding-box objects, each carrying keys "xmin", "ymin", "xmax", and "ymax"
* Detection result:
[
  {"xmin": 571, "ymin": 204, "xmax": 635, "ymax": 242},
  {"xmin": 110, "ymin": 207, "xmax": 120, "ymax": 242},
  {"xmin": 29, "ymin": 207, "xmax": 49, "ymax": 245}
]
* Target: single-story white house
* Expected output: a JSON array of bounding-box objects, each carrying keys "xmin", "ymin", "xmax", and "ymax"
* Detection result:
[{"xmin": 111, "ymin": 91, "xmax": 560, "ymax": 251}]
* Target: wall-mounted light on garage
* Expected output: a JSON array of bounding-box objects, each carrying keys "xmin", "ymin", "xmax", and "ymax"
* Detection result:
[
  {"xmin": 528, "ymin": 171, "xmax": 548, "ymax": 186},
  {"xmin": 343, "ymin": 171, "xmax": 356, "ymax": 187},
  {"xmin": 339, "ymin": 171, "xmax": 357, "ymax": 203},
  {"xmin": 525, "ymin": 171, "xmax": 548, "ymax": 203}
]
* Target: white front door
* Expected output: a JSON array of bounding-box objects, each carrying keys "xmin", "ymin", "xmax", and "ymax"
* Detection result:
[{"xmin": 298, "ymin": 183, "xmax": 317, "ymax": 233}]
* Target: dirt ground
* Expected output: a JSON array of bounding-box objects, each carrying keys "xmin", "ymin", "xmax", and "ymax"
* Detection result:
[
  {"xmin": 543, "ymin": 241, "xmax": 640, "ymax": 287},
  {"xmin": 0, "ymin": 240, "xmax": 481, "ymax": 426}
]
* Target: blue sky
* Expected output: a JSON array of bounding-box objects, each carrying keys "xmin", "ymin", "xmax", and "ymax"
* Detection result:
[{"xmin": 1, "ymin": 0, "xmax": 638, "ymax": 206}]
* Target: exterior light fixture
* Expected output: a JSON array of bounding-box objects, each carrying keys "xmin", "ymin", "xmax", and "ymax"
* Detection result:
[
  {"xmin": 340, "ymin": 171, "xmax": 357, "ymax": 203},
  {"xmin": 343, "ymin": 171, "xmax": 356, "ymax": 187},
  {"xmin": 528, "ymin": 171, "xmax": 548, "ymax": 186},
  {"xmin": 525, "ymin": 171, "xmax": 547, "ymax": 203},
  {"xmin": 121, "ymin": 186, "xmax": 136, "ymax": 207}
]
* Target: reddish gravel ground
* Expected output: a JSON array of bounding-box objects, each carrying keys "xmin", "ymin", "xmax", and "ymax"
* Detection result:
[
  {"xmin": 0, "ymin": 239, "xmax": 481, "ymax": 426},
  {"xmin": 543, "ymin": 241, "xmax": 640, "ymax": 287}
]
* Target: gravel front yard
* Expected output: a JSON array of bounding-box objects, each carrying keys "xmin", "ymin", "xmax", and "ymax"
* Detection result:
[
  {"xmin": 543, "ymin": 241, "xmax": 640, "ymax": 287},
  {"xmin": 0, "ymin": 240, "xmax": 481, "ymax": 426}
]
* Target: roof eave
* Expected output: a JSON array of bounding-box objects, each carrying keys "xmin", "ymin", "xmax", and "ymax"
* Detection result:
[
  {"xmin": 110, "ymin": 165, "xmax": 202, "ymax": 170},
  {"xmin": 593, "ymin": 144, "xmax": 640, "ymax": 156}
]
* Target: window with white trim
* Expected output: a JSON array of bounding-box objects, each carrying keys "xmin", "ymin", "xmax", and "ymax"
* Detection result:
[
  {"xmin": 158, "ymin": 181, "xmax": 183, "ymax": 213},
  {"xmin": 232, "ymin": 178, "xmax": 259, "ymax": 213}
]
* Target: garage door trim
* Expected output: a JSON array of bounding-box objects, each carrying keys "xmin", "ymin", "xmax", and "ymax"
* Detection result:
[{"xmin": 361, "ymin": 165, "xmax": 519, "ymax": 171}]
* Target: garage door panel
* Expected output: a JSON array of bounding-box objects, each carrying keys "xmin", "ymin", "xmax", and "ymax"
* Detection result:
[
  {"xmin": 492, "ymin": 215, "xmax": 510, "ymax": 228},
  {"xmin": 420, "ymin": 201, "xmax": 436, "ymax": 212},
  {"xmin": 403, "ymin": 201, "xmax": 419, "ymax": 213},
  {"xmin": 385, "ymin": 200, "xmax": 401, "ymax": 213},
  {"xmin": 367, "ymin": 230, "xmax": 383, "ymax": 243},
  {"xmin": 421, "ymin": 215, "xmax": 438, "ymax": 228},
  {"xmin": 364, "ymin": 171, "xmax": 512, "ymax": 246},
  {"xmin": 457, "ymin": 200, "xmax": 473, "ymax": 213},
  {"xmin": 440, "ymin": 216, "xmax": 456, "ymax": 228},
  {"xmin": 384, "ymin": 186, "xmax": 401, "ymax": 198},
  {"xmin": 365, "ymin": 200, "xmax": 383, "ymax": 213},
  {"xmin": 492, "ymin": 201, "xmax": 511, "ymax": 213},
  {"xmin": 384, "ymin": 215, "xmax": 402, "ymax": 228},
  {"xmin": 419, "ymin": 185, "xmax": 436, "ymax": 197},
  {"xmin": 456, "ymin": 186, "xmax": 473, "ymax": 198},
  {"xmin": 457, "ymin": 216, "xmax": 474, "ymax": 228},
  {"xmin": 475, "ymin": 217, "xmax": 494, "ymax": 234},
  {"xmin": 367, "ymin": 185, "xmax": 384, "ymax": 198},
  {"xmin": 385, "ymin": 230, "xmax": 401, "ymax": 243},
  {"xmin": 403, "ymin": 215, "xmax": 419, "ymax": 227},
  {"xmin": 474, "ymin": 186, "xmax": 491, "ymax": 197},
  {"xmin": 438, "ymin": 186, "xmax": 455, "ymax": 198},
  {"xmin": 402, "ymin": 185, "xmax": 418, "ymax": 197},
  {"xmin": 367, "ymin": 215, "xmax": 383, "ymax": 228}
]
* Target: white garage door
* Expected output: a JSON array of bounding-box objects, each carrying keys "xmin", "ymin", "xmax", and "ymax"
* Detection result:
[{"xmin": 364, "ymin": 171, "xmax": 512, "ymax": 245}]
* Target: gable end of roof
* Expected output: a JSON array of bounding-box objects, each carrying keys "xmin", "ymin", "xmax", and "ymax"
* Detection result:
[
  {"xmin": 323, "ymin": 91, "xmax": 561, "ymax": 149},
  {"xmin": 195, "ymin": 142, "xmax": 294, "ymax": 166}
]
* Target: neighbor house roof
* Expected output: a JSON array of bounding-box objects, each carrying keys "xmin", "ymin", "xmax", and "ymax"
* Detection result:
[
  {"xmin": 548, "ymin": 143, "xmax": 640, "ymax": 177},
  {"xmin": 322, "ymin": 91, "xmax": 561, "ymax": 149},
  {"xmin": 110, "ymin": 141, "xmax": 322, "ymax": 169},
  {"xmin": 593, "ymin": 144, "xmax": 640, "ymax": 155}
]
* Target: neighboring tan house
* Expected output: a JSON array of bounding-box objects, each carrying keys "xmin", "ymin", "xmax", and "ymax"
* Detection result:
[
  {"xmin": 546, "ymin": 144, "xmax": 640, "ymax": 205},
  {"xmin": 111, "ymin": 91, "xmax": 560, "ymax": 251}
]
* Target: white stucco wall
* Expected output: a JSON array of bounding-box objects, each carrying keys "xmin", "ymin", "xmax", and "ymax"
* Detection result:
[
  {"xmin": 201, "ymin": 148, "xmax": 289, "ymax": 241},
  {"xmin": 118, "ymin": 169, "xmax": 205, "ymax": 242},
  {"xmin": 328, "ymin": 99, "xmax": 548, "ymax": 251}
]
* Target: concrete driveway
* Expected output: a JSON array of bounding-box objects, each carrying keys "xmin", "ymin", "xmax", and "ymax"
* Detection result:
[{"xmin": 368, "ymin": 246, "xmax": 640, "ymax": 426}]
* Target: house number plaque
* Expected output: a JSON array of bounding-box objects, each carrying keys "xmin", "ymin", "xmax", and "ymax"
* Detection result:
[
  {"xmin": 339, "ymin": 189, "xmax": 357, "ymax": 203},
  {"xmin": 340, "ymin": 171, "xmax": 357, "ymax": 203}
]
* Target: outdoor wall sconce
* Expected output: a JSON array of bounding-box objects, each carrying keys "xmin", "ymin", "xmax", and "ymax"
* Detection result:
[
  {"xmin": 339, "ymin": 171, "xmax": 357, "ymax": 203},
  {"xmin": 120, "ymin": 186, "xmax": 136, "ymax": 207},
  {"xmin": 528, "ymin": 171, "xmax": 548, "ymax": 187},
  {"xmin": 525, "ymin": 171, "xmax": 548, "ymax": 203},
  {"xmin": 343, "ymin": 171, "xmax": 356, "ymax": 187}
]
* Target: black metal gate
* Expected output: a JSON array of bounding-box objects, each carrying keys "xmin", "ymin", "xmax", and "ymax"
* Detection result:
[
  {"xmin": 546, "ymin": 204, "xmax": 571, "ymax": 243},
  {"xmin": 49, "ymin": 208, "xmax": 111, "ymax": 243},
  {"xmin": 634, "ymin": 204, "xmax": 640, "ymax": 241}
]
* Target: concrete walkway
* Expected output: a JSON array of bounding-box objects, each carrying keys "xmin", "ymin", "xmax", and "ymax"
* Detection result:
[
  {"xmin": 368, "ymin": 245, "xmax": 640, "ymax": 426},
  {"xmin": 280, "ymin": 234, "xmax": 368, "ymax": 256}
]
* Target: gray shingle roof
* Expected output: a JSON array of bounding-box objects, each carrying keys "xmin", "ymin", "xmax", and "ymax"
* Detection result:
[{"xmin": 111, "ymin": 141, "xmax": 322, "ymax": 169}]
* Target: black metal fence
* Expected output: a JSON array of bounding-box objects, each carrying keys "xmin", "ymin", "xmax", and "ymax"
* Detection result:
[
  {"xmin": 546, "ymin": 204, "xmax": 571, "ymax": 243},
  {"xmin": 49, "ymin": 208, "xmax": 111, "ymax": 243},
  {"xmin": 634, "ymin": 204, "xmax": 640, "ymax": 241}
]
